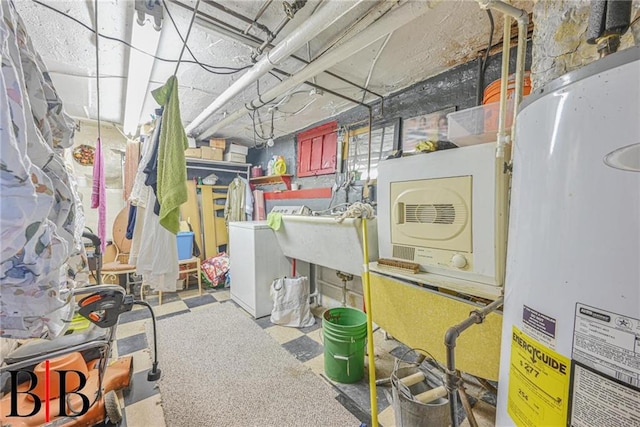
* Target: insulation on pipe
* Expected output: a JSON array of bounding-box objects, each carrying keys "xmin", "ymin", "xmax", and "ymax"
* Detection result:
[
  {"xmin": 185, "ymin": 0, "xmax": 366, "ymax": 136},
  {"xmin": 198, "ymin": 0, "xmax": 435, "ymax": 139}
]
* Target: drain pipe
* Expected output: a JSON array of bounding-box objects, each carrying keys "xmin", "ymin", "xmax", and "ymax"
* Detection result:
[
  {"xmin": 185, "ymin": 0, "xmax": 365, "ymax": 136},
  {"xmin": 444, "ymin": 297, "xmax": 504, "ymax": 427},
  {"xmin": 198, "ymin": 0, "xmax": 434, "ymax": 139}
]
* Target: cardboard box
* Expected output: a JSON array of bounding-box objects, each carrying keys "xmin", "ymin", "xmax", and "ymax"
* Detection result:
[
  {"xmin": 201, "ymin": 146, "xmax": 223, "ymax": 161},
  {"xmin": 227, "ymin": 143, "xmax": 249, "ymax": 156},
  {"xmin": 224, "ymin": 152, "xmax": 247, "ymax": 163},
  {"xmin": 185, "ymin": 147, "xmax": 201, "ymax": 158},
  {"xmin": 209, "ymin": 138, "xmax": 226, "ymax": 150}
]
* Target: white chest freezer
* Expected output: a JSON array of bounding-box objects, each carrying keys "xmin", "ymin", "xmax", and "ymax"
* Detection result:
[{"xmin": 228, "ymin": 221, "xmax": 292, "ymax": 318}]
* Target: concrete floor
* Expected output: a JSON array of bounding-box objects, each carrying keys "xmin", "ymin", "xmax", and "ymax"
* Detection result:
[{"xmin": 106, "ymin": 285, "xmax": 497, "ymax": 426}]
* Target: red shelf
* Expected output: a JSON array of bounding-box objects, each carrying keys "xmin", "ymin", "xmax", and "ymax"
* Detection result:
[
  {"xmin": 263, "ymin": 187, "xmax": 332, "ymax": 200},
  {"xmin": 249, "ymin": 174, "xmax": 292, "ymax": 190}
]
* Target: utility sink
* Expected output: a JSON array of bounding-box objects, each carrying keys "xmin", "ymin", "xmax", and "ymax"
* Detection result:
[{"xmin": 274, "ymin": 215, "xmax": 378, "ymax": 276}]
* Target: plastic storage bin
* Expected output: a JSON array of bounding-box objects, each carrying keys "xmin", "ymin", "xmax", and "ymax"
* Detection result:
[
  {"xmin": 447, "ymin": 100, "xmax": 515, "ymax": 147},
  {"xmin": 176, "ymin": 231, "xmax": 194, "ymax": 260}
]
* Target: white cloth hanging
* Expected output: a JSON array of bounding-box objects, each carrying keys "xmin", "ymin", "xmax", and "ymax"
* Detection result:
[
  {"xmin": 135, "ymin": 191, "xmax": 179, "ymax": 292},
  {"xmin": 128, "ymin": 121, "xmax": 160, "ymax": 265},
  {"xmin": 239, "ymin": 177, "xmax": 254, "ymax": 220}
]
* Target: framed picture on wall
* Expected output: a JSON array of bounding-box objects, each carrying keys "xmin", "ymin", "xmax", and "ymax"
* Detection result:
[
  {"xmin": 401, "ymin": 106, "xmax": 456, "ymax": 152},
  {"xmin": 346, "ymin": 118, "xmax": 400, "ymax": 180}
]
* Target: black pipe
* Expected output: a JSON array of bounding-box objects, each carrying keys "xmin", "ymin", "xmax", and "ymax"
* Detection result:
[
  {"xmin": 201, "ymin": 0, "xmax": 272, "ymax": 37},
  {"xmin": 444, "ymin": 297, "xmax": 504, "ymax": 427},
  {"xmin": 134, "ymin": 300, "xmax": 162, "ymax": 382},
  {"xmin": 476, "ymin": 10, "xmax": 495, "ymax": 106},
  {"xmin": 252, "ymin": 0, "xmax": 307, "ymax": 60},
  {"xmin": 265, "ymin": 68, "xmax": 370, "ymax": 108}
]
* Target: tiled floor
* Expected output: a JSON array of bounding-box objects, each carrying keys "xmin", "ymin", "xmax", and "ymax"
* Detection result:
[{"xmin": 104, "ymin": 284, "xmax": 497, "ymax": 427}]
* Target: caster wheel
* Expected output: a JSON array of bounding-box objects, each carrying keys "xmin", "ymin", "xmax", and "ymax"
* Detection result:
[{"xmin": 104, "ymin": 390, "xmax": 122, "ymax": 425}]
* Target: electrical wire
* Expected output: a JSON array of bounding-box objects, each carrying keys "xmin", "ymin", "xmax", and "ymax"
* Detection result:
[
  {"xmin": 476, "ymin": 9, "xmax": 495, "ymax": 106},
  {"xmin": 162, "ymin": 0, "xmax": 245, "ymax": 75},
  {"xmin": 94, "ymin": 0, "xmax": 101, "ymax": 142},
  {"xmin": 31, "ymin": 0, "xmax": 251, "ymax": 75},
  {"xmin": 482, "ymin": 10, "xmax": 495, "ymax": 74},
  {"xmin": 360, "ymin": 33, "xmax": 391, "ymax": 104},
  {"xmin": 171, "ymin": 0, "xmax": 201, "ymax": 76},
  {"xmin": 250, "ymin": 110, "xmax": 269, "ymax": 141}
]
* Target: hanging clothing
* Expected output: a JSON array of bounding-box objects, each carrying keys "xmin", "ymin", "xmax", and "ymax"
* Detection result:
[
  {"xmin": 144, "ymin": 110, "xmax": 162, "ymax": 216},
  {"xmin": 135, "ymin": 191, "xmax": 179, "ymax": 292},
  {"xmin": 123, "ymin": 140, "xmax": 140, "ymax": 201},
  {"xmin": 91, "ymin": 137, "xmax": 106, "ymax": 252},
  {"xmin": 253, "ymin": 190, "xmax": 266, "ymax": 220},
  {"xmin": 130, "ymin": 120, "xmax": 161, "ymax": 209},
  {"xmin": 224, "ymin": 177, "xmax": 247, "ymax": 225},
  {"xmin": 128, "ymin": 117, "xmax": 161, "ymax": 265},
  {"xmin": 127, "ymin": 204, "xmax": 145, "ymax": 266},
  {"xmin": 240, "ymin": 177, "xmax": 254, "ymax": 220},
  {"xmin": 151, "ymin": 76, "xmax": 188, "ymax": 234},
  {"xmin": 126, "ymin": 204, "xmax": 137, "ymax": 240},
  {"xmin": 1, "ymin": 1, "xmax": 84, "ymax": 339}
]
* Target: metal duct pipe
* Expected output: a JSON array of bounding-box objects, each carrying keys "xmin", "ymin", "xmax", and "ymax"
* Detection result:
[
  {"xmin": 197, "ymin": 0, "xmax": 434, "ymax": 139},
  {"xmin": 185, "ymin": 0, "xmax": 366, "ymax": 136}
]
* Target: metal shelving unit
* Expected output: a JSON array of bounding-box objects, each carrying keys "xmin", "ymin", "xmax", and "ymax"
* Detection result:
[{"xmin": 185, "ymin": 158, "xmax": 251, "ymax": 179}]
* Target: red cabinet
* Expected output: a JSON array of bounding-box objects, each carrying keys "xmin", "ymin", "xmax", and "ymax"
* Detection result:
[{"xmin": 296, "ymin": 121, "xmax": 337, "ymax": 177}]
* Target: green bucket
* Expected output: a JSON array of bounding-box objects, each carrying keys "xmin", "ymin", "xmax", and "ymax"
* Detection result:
[{"xmin": 322, "ymin": 307, "xmax": 368, "ymax": 383}]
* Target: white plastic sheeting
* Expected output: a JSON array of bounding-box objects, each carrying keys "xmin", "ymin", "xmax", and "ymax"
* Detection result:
[{"xmin": 1, "ymin": 1, "xmax": 87, "ymax": 339}]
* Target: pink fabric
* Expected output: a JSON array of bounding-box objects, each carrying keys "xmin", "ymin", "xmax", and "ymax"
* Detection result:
[
  {"xmin": 123, "ymin": 141, "xmax": 139, "ymax": 201},
  {"xmin": 91, "ymin": 138, "xmax": 107, "ymax": 252},
  {"xmin": 253, "ymin": 190, "xmax": 265, "ymax": 220}
]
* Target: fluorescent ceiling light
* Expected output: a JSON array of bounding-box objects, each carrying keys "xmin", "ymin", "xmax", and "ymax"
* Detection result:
[{"xmin": 123, "ymin": 18, "xmax": 161, "ymax": 135}]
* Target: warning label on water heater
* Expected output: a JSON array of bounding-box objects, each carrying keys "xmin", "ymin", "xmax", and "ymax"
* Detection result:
[
  {"xmin": 573, "ymin": 303, "xmax": 640, "ymax": 388},
  {"xmin": 507, "ymin": 327, "xmax": 571, "ymax": 427},
  {"xmin": 522, "ymin": 305, "xmax": 557, "ymax": 349},
  {"xmin": 570, "ymin": 361, "xmax": 640, "ymax": 427}
]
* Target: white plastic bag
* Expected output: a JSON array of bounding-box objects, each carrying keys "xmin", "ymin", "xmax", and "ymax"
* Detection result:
[{"xmin": 270, "ymin": 276, "xmax": 315, "ymax": 328}]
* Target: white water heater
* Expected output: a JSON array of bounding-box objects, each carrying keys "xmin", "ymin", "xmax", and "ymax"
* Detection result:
[{"xmin": 496, "ymin": 47, "xmax": 640, "ymax": 426}]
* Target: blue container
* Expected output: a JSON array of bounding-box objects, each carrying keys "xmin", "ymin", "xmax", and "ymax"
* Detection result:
[{"xmin": 176, "ymin": 231, "xmax": 194, "ymax": 260}]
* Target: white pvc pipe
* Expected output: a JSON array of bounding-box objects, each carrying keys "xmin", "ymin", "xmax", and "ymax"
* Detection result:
[
  {"xmin": 476, "ymin": 0, "xmax": 529, "ymax": 290},
  {"xmin": 185, "ymin": 0, "xmax": 366, "ymax": 136},
  {"xmin": 478, "ymin": 0, "xmax": 529, "ymax": 157},
  {"xmin": 197, "ymin": 0, "xmax": 434, "ymax": 139}
]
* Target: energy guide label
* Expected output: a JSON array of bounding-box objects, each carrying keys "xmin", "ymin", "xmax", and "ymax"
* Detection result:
[
  {"xmin": 508, "ymin": 327, "xmax": 570, "ymax": 427},
  {"xmin": 573, "ymin": 303, "xmax": 640, "ymax": 387}
]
